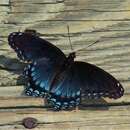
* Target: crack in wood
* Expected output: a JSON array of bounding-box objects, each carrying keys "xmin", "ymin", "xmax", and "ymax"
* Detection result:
[
  {"xmin": 0, "ymin": 121, "xmax": 130, "ymax": 127},
  {"xmin": 48, "ymin": 9, "xmax": 130, "ymax": 13},
  {"xmin": 0, "ymin": 102, "xmax": 130, "ymax": 110},
  {"xmin": 10, "ymin": 0, "xmax": 65, "ymax": 5}
]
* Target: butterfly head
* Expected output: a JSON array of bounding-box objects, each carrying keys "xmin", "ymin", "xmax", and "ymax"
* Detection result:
[
  {"xmin": 67, "ymin": 52, "xmax": 76, "ymax": 64},
  {"xmin": 68, "ymin": 52, "xmax": 76, "ymax": 58}
]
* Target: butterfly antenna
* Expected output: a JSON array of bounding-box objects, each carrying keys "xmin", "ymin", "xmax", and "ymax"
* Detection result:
[
  {"xmin": 86, "ymin": 40, "xmax": 99, "ymax": 49},
  {"xmin": 67, "ymin": 25, "xmax": 73, "ymax": 51},
  {"xmin": 75, "ymin": 39, "xmax": 100, "ymax": 52}
]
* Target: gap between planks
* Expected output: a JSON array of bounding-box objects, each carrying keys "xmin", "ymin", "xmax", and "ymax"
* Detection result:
[{"xmin": 0, "ymin": 94, "xmax": 130, "ymax": 108}]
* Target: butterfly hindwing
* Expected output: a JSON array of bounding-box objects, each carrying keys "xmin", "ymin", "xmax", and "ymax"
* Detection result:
[
  {"xmin": 48, "ymin": 65, "xmax": 81, "ymax": 110},
  {"xmin": 24, "ymin": 57, "xmax": 81, "ymax": 110},
  {"xmin": 23, "ymin": 55, "xmax": 124, "ymax": 110},
  {"xmin": 23, "ymin": 63, "xmax": 46, "ymax": 97},
  {"xmin": 23, "ymin": 57, "xmax": 66, "ymax": 98},
  {"xmin": 74, "ymin": 62, "xmax": 124, "ymax": 99}
]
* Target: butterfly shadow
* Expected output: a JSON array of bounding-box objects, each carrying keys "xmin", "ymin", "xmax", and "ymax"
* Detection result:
[
  {"xmin": 0, "ymin": 55, "xmax": 26, "ymax": 73},
  {"xmin": 79, "ymin": 98, "xmax": 110, "ymax": 110},
  {"xmin": 0, "ymin": 55, "xmax": 51, "ymax": 108},
  {"xmin": 0, "ymin": 55, "xmax": 27, "ymax": 86}
]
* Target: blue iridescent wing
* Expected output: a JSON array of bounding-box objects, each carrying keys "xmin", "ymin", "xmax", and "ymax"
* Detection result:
[
  {"xmin": 74, "ymin": 61, "xmax": 124, "ymax": 99},
  {"xmin": 23, "ymin": 59, "xmax": 124, "ymax": 110},
  {"xmin": 48, "ymin": 65, "xmax": 81, "ymax": 110},
  {"xmin": 23, "ymin": 57, "xmax": 65, "ymax": 97},
  {"xmin": 46, "ymin": 60, "xmax": 124, "ymax": 110},
  {"xmin": 24, "ymin": 58, "xmax": 81, "ymax": 110},
  {"xmin": 8, "ymin": 30, "xmax": 66, "ymax": 62},
  {"xmin": 23, "ymin": 63, "xmax": 45, "ymax": 97}
]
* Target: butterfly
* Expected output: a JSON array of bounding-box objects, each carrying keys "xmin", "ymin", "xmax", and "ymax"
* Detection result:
[{"xmin": 8, "ymin": 29, "xmax": 124, "ymax": 110}]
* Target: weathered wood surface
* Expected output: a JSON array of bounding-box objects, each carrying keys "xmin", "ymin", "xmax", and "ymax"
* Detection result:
[
  {"xmin": 0, "ymin": 0, "xmax": 130, "ymax": 129},
  {"xmin": 1, "ymin": 106, "xmax": 130, "ymax": 130}
]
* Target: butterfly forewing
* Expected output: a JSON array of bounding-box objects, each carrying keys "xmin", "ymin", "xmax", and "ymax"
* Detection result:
[
  {"xmin": 24, "ymin": 57, "xmax": 66, "ymax": 97},
  {"xmin": 8, "ymin": 31, "xmax": 66, "ymax": 62}
]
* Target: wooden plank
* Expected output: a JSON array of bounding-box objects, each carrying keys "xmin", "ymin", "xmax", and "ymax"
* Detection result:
[
  {"xmin": 0, "ymin": 91, "xmax": 130, "ymax": 108},
  {"xmin": 0, "ymin": 97, "xmax": 43, "ymax": 108},
  {"xmin": 0, "ymin": 0, "xmax": 130, "ymax": 130},
  {"xmin": 0, "ymin": 0, "xmax": 129, "ymax": 100},
  {"xmin": 0, "ymin": 0, "xmax": 9, "ymax": 5},
  {"xmin": 0, "ymin": 106, "xmax": 130, "ymax": 130}
]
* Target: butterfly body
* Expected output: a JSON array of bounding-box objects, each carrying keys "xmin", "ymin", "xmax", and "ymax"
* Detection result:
[{"xmin": 8, "ymin": 30, "xmax": 124, "ymax": 110}]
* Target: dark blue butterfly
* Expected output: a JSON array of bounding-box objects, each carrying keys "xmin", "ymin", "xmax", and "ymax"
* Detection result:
[{"xmin": 8, "ymin": 30, "xmax": 124, "ymax": 110}]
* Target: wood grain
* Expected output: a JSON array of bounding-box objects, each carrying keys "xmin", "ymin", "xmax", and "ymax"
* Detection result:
[
  {"xmin": 0, "ymin": 0, "xmax": 130, "ymax": 129},
  {"xmin": 0, "ymin": 106, "xmax": 130, "ymax": 130}
]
